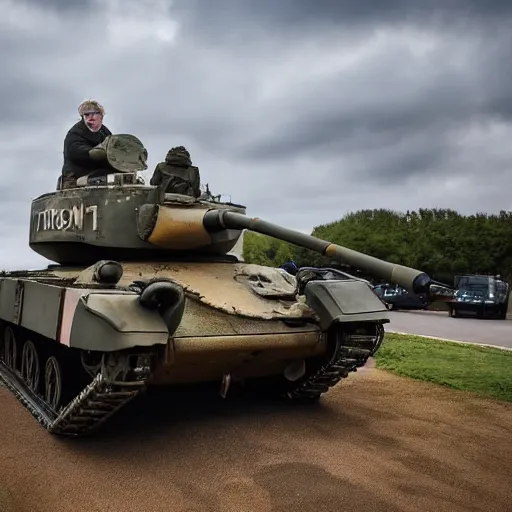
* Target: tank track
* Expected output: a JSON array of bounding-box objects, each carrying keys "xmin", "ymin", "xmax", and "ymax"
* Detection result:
[
  {"xmin": 284, "ymin": 322, "xmax": 385, "ymax": 400},
  {"xmin": 0, "ymin": 318, "xmax": 385, "ymax": 433},
  {"xmin": 0, "ymin": 353, "xmax": 151, "ymax": 438}
]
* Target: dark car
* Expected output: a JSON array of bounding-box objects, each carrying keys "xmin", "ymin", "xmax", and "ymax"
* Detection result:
[
  {"xmin": 373, "ymin": 284, "xmax": 429, "ymax": 311},
  {"xmin": 448, "ymin": 274, "xmax": 509, "ymax": 319}
]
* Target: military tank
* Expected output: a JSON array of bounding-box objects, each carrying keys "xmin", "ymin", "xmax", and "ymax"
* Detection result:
[{"xmin": 0, "ymin": 135, "xmax": 438, "ymax": 437}]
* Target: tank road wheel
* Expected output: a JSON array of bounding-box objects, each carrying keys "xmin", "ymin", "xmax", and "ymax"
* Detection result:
[
  {"xmin": 20, "ymin": 340, "xmax": 40, "ymax": 393},
  {"xmin": 1, "ymin": 326, "xmax": 18, "ymax": 371},
  {"xmin": 44, "ymin": 356, "xmax": 62, "ymax": 411},
  {"xmin": 43, "ymin": 350, "xmax": 85, "ymax": 411}
]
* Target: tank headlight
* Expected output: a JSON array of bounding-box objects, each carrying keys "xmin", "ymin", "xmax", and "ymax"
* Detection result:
[{"xmin": 94, "ymin": 260, "xmax": 124, "ymax": 284}]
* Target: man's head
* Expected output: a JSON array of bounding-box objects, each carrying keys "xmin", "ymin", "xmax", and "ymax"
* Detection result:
[
  {"xmin": 165, "ymin": 146, "xmax": 192, "ymax": 167},
  {"xmin": 78, "ymin": 99, "xmax": 105, "ymax": 132}
]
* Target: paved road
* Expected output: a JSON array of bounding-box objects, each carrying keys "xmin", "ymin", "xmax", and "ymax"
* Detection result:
[
  {"xmin": 386, "ymin": 310, "xmax": 512, "ymax": 349},
  {"xmin": 1, "ymin": 367, "xmax": 511, "ymax": 512}
]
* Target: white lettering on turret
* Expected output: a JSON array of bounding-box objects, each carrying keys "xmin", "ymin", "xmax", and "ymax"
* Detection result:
[
  {"xmin": 34, "ymin": 203, "xmax": 99, "ymax": 232},
  {"xmin": 85, "ymin": 205, "xmax": 98, "ymax": 231}
]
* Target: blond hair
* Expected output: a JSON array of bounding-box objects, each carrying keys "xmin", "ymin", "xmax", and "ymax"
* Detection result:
[{"xmin": 78, "ymin": 99, "xmax": 105, "ymax": 117}]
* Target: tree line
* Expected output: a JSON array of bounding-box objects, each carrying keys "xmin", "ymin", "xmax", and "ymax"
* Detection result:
[{"xmin": 242, "ymin": 208, "xmax": 512, "ymax": 285}]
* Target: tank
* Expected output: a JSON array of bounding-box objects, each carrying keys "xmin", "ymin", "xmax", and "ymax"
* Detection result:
[{"xmin": 0, "ymin": 135, "xmax": 440, "ymax": 437}]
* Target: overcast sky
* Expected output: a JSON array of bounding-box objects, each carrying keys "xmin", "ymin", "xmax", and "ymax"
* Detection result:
[{"xmin": 1, "ymin": 0, "xmax": 511, "ymax": 270}]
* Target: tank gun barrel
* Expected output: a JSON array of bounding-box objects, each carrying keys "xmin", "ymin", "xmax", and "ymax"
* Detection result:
[{"xmin": 203, "ymin": 210, "xmax": 432, "ymax": 295}]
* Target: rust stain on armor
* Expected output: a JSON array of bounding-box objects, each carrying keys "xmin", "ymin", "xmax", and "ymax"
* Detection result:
[{"xmin": 119, "ymin": 262, "xmax": 313, "ymax": 320}]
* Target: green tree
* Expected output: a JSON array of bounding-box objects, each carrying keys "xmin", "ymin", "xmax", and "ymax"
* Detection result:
[{"xmin": 242, "ymin": 208, "xmax": 512, "ymax": 285}]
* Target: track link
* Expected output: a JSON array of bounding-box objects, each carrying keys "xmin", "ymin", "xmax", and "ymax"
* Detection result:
[
  {"xmin": 0, "ymin": 359, "xmax": 149, "ymax": 437},
  {"xmin": 285, "ymin": 323, "xmax": 385, "ymax": 400}
]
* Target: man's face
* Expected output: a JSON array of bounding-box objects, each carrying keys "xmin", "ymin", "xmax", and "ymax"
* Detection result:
[{"xmin": 82, "ymin": 110, "xmax": 103, "ymax": 132}]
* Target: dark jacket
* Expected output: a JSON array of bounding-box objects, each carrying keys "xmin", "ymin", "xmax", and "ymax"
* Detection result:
[
  {"xmin": 61, "ymin": 119, "xmax": 112, "ymax": 181},
  {"xmin": 149, "ymin": 147, "xmax": 201, "ymax": 197},
  {"xmin": 150, "ymin": 162, "xmax": 201, "ymax": 197}
]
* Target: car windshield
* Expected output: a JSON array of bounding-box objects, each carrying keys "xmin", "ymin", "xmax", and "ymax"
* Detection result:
[{"xmin": 457, "ymin": 276, "xmax": 491, "ymax": 292}]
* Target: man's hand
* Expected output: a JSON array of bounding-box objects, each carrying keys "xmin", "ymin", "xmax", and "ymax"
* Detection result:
[
  {"xmin": 89, "ymin": 147, "xmax": 107, "ymax": 161},
  {"xmin": 89, "ymin": 135, "xmax": 110, "ymax": 161}
]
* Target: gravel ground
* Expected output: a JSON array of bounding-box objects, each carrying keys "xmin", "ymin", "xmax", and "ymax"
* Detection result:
[{"xmin": 1, "ymin": 364, "xmax": 511, "ymax": 512}]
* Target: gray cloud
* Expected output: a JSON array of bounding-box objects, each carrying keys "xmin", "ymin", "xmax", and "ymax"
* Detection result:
[
  {"xmin": 175, "ymin": 0, "xmax": 512, "ymax": 38},
  {"xmin": 19, "ymin": 0, "xmax": 95, "ymax": 11},
  {"xmin": 0, "ymin": 0, "xmax": 511, "ymax": 270}
]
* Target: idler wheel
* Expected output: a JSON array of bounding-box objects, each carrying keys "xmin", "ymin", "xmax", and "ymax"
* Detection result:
[
  {"xmin": 45, "ymin": 356, "xmax": 62, "ymax": 410},
  {"xmin": 21, "ymin": 340, "xmax": 40, "ymax": 393}
]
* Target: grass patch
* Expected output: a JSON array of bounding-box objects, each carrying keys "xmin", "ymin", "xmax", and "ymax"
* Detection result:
[{"xmin": 374, "ymin": 333, "xmax": 512, "ymax": 402}]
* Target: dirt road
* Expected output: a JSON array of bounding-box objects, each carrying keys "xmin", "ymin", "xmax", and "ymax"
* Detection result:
[
  {"xmin": 387, "ymin": 310, "xmax": 512, "ymax": 349},
  {"xmin": 1, "ymin": 366, "xmax": 511, "ymax": 512}
]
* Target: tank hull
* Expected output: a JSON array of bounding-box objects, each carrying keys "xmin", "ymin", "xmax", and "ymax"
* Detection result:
[{"xmin": 0, "ymin": 260, "xmax": 388, "ymax": 437}]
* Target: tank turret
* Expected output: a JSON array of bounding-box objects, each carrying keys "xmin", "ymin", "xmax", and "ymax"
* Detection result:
[{"xmin": 29, "ymin": 182, "xmax": 247, "ymax": 265}]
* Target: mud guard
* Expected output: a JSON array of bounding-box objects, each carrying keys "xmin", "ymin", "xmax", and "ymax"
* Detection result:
[{"xmin": 304, "ymin": 279, "xmax": 390, "ymax": 330}]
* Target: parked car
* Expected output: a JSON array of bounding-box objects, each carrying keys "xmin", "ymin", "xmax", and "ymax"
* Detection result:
[
  {"xmin": 373, "ymin": 283, "xmax": 429, "ymax": 311},
  {"xmin": 447, "ymin": 274, "xmax": 509, "ymax": 319}
]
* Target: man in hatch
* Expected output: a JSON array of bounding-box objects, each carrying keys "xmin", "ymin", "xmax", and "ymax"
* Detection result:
[
  {"xmin": 60, "ymin": 99, "xmax": 113, "ymax": 189},
  {"xmin": 150, "ymin": 146, "xmax": 202, "ymax": 198}
]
